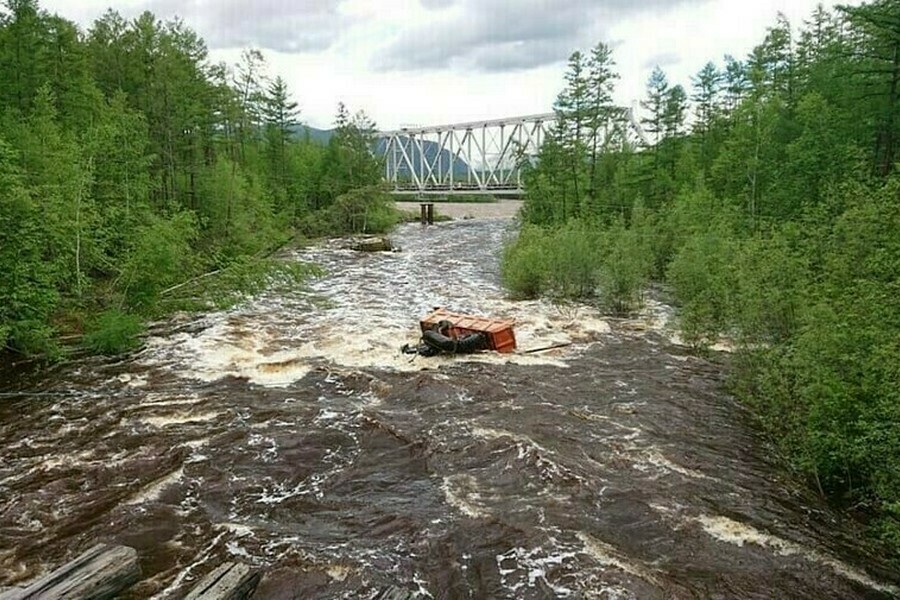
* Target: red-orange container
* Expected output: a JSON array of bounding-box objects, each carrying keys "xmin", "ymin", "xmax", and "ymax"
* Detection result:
[{"xmin": 419, "ymin": 308, "xmax": 517, "ymax": 353}]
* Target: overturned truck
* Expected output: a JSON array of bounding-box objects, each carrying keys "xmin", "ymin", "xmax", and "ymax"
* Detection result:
[{"xmin": 402, "ymin": 308, "xmax": 517, "ymax": 357}]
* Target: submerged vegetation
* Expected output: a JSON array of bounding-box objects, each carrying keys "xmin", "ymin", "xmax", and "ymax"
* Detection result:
[
  {"xmin": 0, "ymin": 0, "xmax": 393, "ymax": 357},
  {"xmin": 504, "ymin": 1, "xmax": 900, "ymax": 560}
]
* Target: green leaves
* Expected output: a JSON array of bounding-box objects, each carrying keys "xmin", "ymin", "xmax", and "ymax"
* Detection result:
[
  {"xmin": 510, "ymin": 3, "xmax": 900, "ymax": 563},
  {"xmin": 119, "ymin": 211, "xmax": 199, "ymax": 311},
  {"xmin": 0, "ymin": 1, "xmax": 391, "ymax": 363},
  {"xmin": 83, "ymin": 310, "xmax": 144, "ymax": 355},
  {"xmin": 0, "ymin": 135, "xmax": 59, "ymax": 354},
  {"xmin": 501, "ymin": 219, "xmax": 651, "ymax": 314},
  {"xmin": 318, "ymin": 104, "xmax": 382, "ymax": 209}
]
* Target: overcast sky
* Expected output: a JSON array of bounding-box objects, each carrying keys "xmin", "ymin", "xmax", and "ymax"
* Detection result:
[{"xmin": 41, "ymin": 0, "xmax": 859, "ymax": 130}]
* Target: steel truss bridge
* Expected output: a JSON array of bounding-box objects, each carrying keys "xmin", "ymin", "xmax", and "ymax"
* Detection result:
[{"xmin": 378, "ymin": 109, "xmax": 648, "ymax": 196}]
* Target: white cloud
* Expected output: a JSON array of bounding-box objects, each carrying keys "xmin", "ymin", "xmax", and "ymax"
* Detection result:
[{"xmin": 37, "ymin": 0, "xmax": 861, "ymax": 130}]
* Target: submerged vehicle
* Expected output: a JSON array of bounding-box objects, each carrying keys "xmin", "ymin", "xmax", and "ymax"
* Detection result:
[{"xmin": 402, "ymin": 308, "xmax": 517, "ymax": 357}]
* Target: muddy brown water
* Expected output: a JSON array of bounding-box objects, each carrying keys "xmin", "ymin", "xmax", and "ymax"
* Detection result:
[{"xmin": 1, "ymin": 218, "xmax": 898, "ymax": 599}]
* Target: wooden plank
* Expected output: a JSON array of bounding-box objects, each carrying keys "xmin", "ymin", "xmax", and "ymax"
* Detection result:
[
  {"xmin": 375, "ymin": 586, "xmax": 416, "ymax": 600},
  {"xmin": 183, "ymin": 563, "xmax": 260, "ymax": 600},
  {"xmin": 519, "ymin": 341, "xmax": 573, "ymax": 354},
  {"xmin": 4, "ymin": 544, "xmax": 140, "ymax": 600}
]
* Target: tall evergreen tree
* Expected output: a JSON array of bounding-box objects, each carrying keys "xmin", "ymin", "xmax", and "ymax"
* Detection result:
[
  {"xmin": 691, "ymin": 61, "xmax": 722, "ymax": 137},
  {"xmin": 0, "ymin": 0, "xmax": 45, "ymax": 112},
  {"xmin": 553, "ymin": 51, "xmax": 590, "ymax": 218},
  {"xmin": 585, "ymin": 42, "xmax": 619, "ymax": 205},
  {"xmin": 262, "ymin": 76, "xmax": 299, "ymax": 207},
  {"xmin": 641, "ymin": 66, "xmax": 669, "ymax": 145},
  {"xmin": 663, "ymin": 85, "xmax": 688, "ymax": 139},
  {"xmin": 842, "ymin": 0, "xmax": 900, "ymax": 175}
]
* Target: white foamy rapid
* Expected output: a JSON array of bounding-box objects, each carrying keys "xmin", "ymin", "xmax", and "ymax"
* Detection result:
[
  {"xmin": 695, "ymin": 515, "xmax": 900, "ymax": 595},
  {"xmin": 138, "ymin": 220, "xmax": 615, "ymax": 387}
]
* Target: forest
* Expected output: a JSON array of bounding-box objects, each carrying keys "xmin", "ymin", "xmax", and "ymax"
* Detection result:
[
  {"xmin": 503, "ymin": 1, "xmax": 900, "ymax": 561},
  {"xmin": 0, "ymin": 0, "xmax": 393, "ymax": 358}
]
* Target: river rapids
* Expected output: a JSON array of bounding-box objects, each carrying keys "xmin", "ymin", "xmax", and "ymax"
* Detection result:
[{"xmin": 1, "ymin": 215, "xmax": 897, "ymax": 599}]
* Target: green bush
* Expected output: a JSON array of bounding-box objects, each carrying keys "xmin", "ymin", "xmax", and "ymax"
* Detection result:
[
  {"xmin": 83, "ymin": 310, "xmax": 145, "ymax": 355},
  {"xmin": 502, "ymin": 220, "xmax": 605, "ymax": 300},
  {"xmin": 119, "ymin": 211, "xmax": 199, "ymax": 312},
  {"xmin": 502, "ymin": 224, "xmax": 551, "ymax": 299},
  {"xmin": 596, "ymin": 217, "xmax": 653, "ymax": 315},
  {"xmin": 7, "ymin": 319, "xmax": 59, "ymax": 357},
  {"xmin": 329, "ymin": 186, "xmax": 399, "ymax": 234},
  {"xmin": 730, "ymin": 228, "xmax": 808, "ymax": 345},
  {"xmin": 543, "ymin": 221, "xmax": 604, "ymax": 298},
  {"xmin": 666, "ymin": 219, "xmax": 737, "ymax": 348},
  {"xmin": 297, "ymin": 186, "xmax": 400, "ymax": 237},
  {"xmin": 502, "ymin": 217, "xmax": 651, "ymax": 314}
]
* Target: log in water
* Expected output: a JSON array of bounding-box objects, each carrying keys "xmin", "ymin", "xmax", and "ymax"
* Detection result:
[
  {"xmin": 0, "ymin": 544, "xmax": 139, "ymax": 600},
  {"xmin": 183, "ymin": 563, "xmax": 260, "ymax": 600}
]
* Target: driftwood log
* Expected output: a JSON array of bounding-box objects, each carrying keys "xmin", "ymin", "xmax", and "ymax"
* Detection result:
[
  {"xmin": 183, "ymin": 563, "xmax": 261, "ymax": 600},
  {"xmin": 375, "ymin": 586, "xmax": 416, "ymax": 600},
  {"xmin": 0, "ymin": 544, "xmax": 140, "ymax": 600}
]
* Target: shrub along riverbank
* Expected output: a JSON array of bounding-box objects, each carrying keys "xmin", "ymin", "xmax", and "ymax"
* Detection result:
[
  {"xmin": 0, "ymin": 1, "xmax": 398, "ymax": 358},
  {"xmin": 503, "ymin": 2, "xmax": 900, "ymax": 562}
]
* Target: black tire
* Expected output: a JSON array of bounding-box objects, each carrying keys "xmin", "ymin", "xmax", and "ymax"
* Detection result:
[{"xmin": 422, "ymin": 330, "xmax": 488, "ymax": 354}]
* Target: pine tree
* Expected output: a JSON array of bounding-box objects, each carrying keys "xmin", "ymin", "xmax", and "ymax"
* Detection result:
[
  {"xmin": 841, "ymin": 0, "xmax": 900, "ymax": 175},
  {"xmin": 722, "ymin": 54, "xmax": 749, "ymax": 117},
  {"xmin": 585, "ymin": 42, "xmax": 619, "ymax": 206},
  {"xmin": 641, "ymin": 66, "xmax": 669, "ymax": 145},
  {"xmin": 263, "ymin": 75, "xmax": 299, "ymax": 199},
  {"xmin": 0, "ymin": 0, "xmax": 45, "ymax": 112},
  {"xmin": 663, "ymin": 84, "xmax": 688, "ymax": 139},
  {"xmin": 553, "ymin": 51, "xmax": 589, "ymax": 218},
  {"xmin": 691, "ymin": 61, "xmax": 722, "ymax": 137}
]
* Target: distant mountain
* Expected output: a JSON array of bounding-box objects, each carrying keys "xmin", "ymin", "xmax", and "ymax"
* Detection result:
[
  {"xmin": 290, "ymin": 125, "xmax": 471, "ymax": 179},
  {"xmin": 293, "ymin": 125, "xmax": 333, "ymax": 145},
  {"xmin": 374, "ymin": 136, "xmax": 470, "ymax": 179}
]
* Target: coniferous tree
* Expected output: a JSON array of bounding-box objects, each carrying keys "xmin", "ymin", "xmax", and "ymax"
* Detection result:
[
  {"xmin": 262, "ymin": 76, "xmax": 299, "ymax": 209},
  {"xmin": 553, "ymin": 51, "xmax": 591, "ymax": 218},
  {"xmin": 641, "ymin": 66, "xmax": 669, "ymax": 145},
  {"xmin": 722, "ymin": 54, "xmax": 749, "ymax": 118},
  {"xmin": 585, "ymin": 42, "xmax": 619, "ymax": 206},
  {"xmin": 691, "ymin": 61, "xmax": 723, "ymax": 169},
  {"xmin": 0, "ymin": 0, "xmax": 392, "ymax": 356},
  {"xmin": 663, "ymin": 85, "xmax": 688, "ymax": 139},
  {"xmin": 691, "ymin": 61, "xmax": 722, "ymax": 137},
  {"xmin": 842, "ymin": 0, "xmax": 900, "ymax": 175}
]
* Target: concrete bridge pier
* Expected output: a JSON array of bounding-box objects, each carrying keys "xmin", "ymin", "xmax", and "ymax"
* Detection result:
[{"xmin": 419, "ymin": 202, "xmax": 434, "ymax": 225}]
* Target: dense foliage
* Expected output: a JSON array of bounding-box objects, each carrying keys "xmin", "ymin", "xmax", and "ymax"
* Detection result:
[
  {"xmin": 504, "ymin": 2, "xmax": 900, "ymax": 558},
  {"xmin": 0, "ymin": 1, "xmax": 392, "ymax": 356}
]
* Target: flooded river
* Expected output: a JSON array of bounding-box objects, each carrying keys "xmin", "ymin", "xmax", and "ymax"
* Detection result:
[{"xmin": 1, "ymin": 216, "xmax": 897, "ymax": 599}]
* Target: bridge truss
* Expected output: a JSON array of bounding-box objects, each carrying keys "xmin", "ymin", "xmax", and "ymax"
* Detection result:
[
  {"xmin": 378, "ymin": 109, "xmax": 648, "ymax": 196},
  {"xmin": 379, "ymin": 113, "xmax": 552, "ymax": 196}
]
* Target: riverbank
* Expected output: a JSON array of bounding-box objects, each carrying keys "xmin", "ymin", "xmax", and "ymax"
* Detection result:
[{"xmin": 394, "ymin": 199, "xmax": 523, "ymax": 220}]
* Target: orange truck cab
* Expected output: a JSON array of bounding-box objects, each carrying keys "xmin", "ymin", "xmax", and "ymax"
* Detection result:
[{"xmin": 419, "ymin": 308, "xmax": 517, "ymax": 353}]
